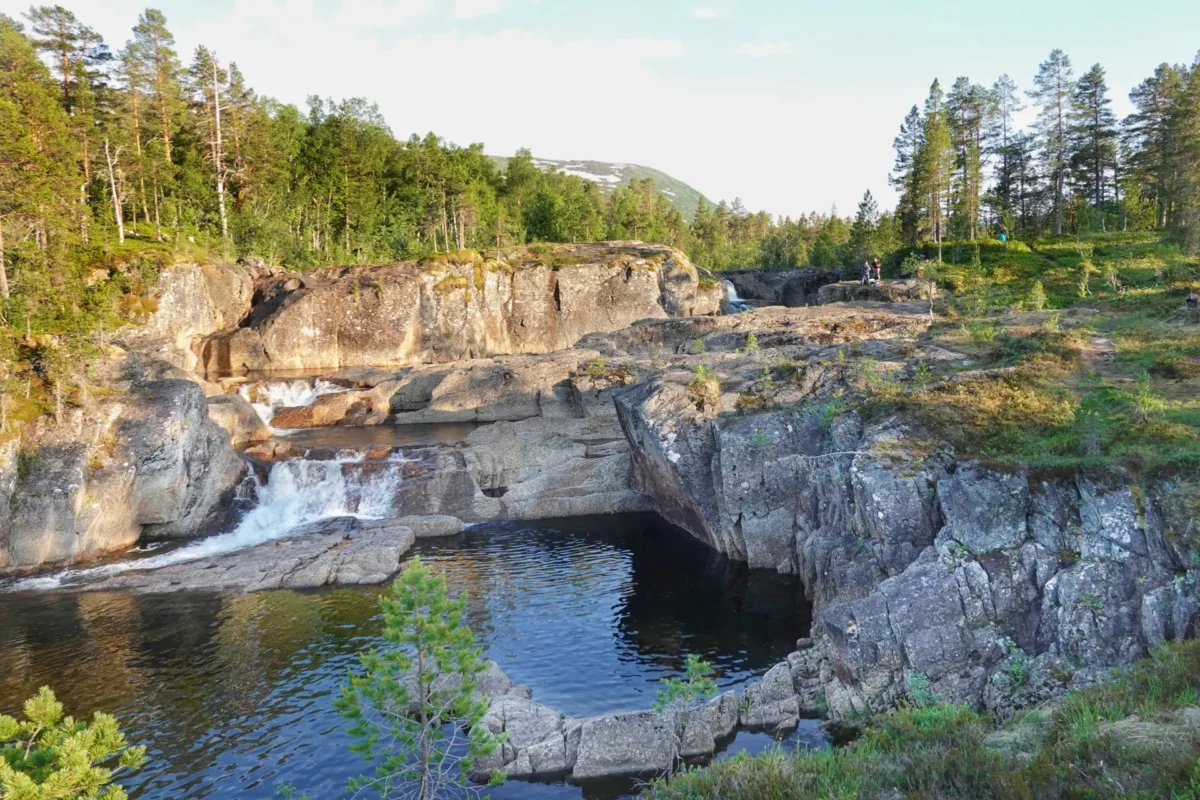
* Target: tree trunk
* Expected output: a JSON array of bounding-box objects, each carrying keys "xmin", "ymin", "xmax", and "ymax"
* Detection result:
[
  {"xmin": 105, "ymin": 139, "xmax": 125, "ymax": 244},
  {"xmin": 79, "ymin": 183, "xmax": 90, "ymax": 245},
  {"xmin": 212, "ymin": 59, "xmax": 229, "ymax": 242}
]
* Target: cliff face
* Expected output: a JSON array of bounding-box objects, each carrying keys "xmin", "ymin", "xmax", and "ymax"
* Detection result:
[
  {"xmin": 0, "ymin": 380, "xmax": 244, "ymax": 572},
  {"xmin": 608, "ymin": 315, "xmax": 1200, "ymax": 720},
  {"xmin": 198, "ymin": 243, "xmax": 723, "ymax": 375}
]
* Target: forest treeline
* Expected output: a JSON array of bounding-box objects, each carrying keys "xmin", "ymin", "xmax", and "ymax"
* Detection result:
[
  {"xmin": 890, "ymin": 50, "xmax": 1200, "ymax": 259},
  {"xmin": 1, "ymin": 5, "xmax": 1199, "ymax": 423}
]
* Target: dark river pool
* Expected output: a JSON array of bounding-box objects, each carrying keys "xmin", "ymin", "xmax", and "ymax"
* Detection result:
[{"xmin": 0, "ymin": 514, "xmax": 821, "ymax": 799}]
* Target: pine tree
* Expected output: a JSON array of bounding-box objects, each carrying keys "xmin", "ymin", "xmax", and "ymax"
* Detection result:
[
  {"xmin": 126, "ymin": 8, "xmax": 182, "ymax": 233},
  {"xmin": 849, "ymin": 189, "xmax": 881, "ymax": 262},
  {"xmin": 988, "ymin": 74, "xmax": 1025, "ymax": 211},
  {"xmin": 1167, "ymin": 59, "xmax": 1200, "ymax": 253},
  {"xmin": 22, "ymin": 5, "xmax": 105, "ymax": 112},
  {"xmin": 890, "ymin": 104, "xmax": 923, "ymax": 244},
  {"xmin": 1029, "ymin": 49, "xmax": 1075, "ymax": 235},
  {"xmin": 917, "ymin": 81, "xmax": 956, "ymax": 262},
  {"xmin": 1125, "ymin": 63, "xmax": 1186, "ymax": 229},
  {"xmin": 187, "ymin": 46, "xmax": 229, "ymax": 242},
  {"xmin": 336, "ymin": 557, "xmax": 504, "ymax": 800},
  {"xmin": 0, "ymin": 16, "xmax": 80, "ymax": 301},
  {"xmin": 946, "ymin": 77, "xmax": 990, "ymax": 239},
  {"xmin": 1070, "ymin": 63, "xmax": 1119, "ymax": 214},
  {"xmin": 0, "ymin": 686, "xmax": 147, "ymax": 798}
]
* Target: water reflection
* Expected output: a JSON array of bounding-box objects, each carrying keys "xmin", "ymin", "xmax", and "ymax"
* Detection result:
[{"xmin": 0, "ymin": 514, "xmax": 814, "ymax": 800}]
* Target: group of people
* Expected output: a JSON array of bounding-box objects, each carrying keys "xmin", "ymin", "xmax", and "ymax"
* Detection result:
[{"xmin": 861, "ymin": 258, "xmax": 883, "ymax": 285}]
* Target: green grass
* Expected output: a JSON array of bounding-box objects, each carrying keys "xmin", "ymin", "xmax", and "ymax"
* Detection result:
[
  {"xmin": 859, "ymin": 231, "xmax": 1200, "ymax": 473},
  {"xmin": 646, "ymin": 641, "xmax": 1200, "ymax": 800}
]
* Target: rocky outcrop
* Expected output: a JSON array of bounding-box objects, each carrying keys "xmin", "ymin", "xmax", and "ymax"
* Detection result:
[
  {"xmin": 391, "ymin": 417, "xmax": 652, "ymax": 522},
  {"xmin": 615, "ymin": 363, "xmax": 1200, "ymax": 720},
  {"xmin": 1, "ymin": 379, "xmax": 245, "ymax": 572},
  {"xmin": 198, "ymin": 243, "xmax": 723, "ymax": 375},
  {"xmin": 120, "ymin": 380, "xmax": 245, "ymax": 538},
  {"xmin": 816, "ymin": 279, "xmax": 935, "ymax": 305},
  {"xmin": 69, "ymin": 517, "xmax": 415, "ymax": 593},
  {"xmin": 722, "ymin": 267, "xmax": 841, "ymax": 308},
  {"xmin": 127, "ymin": 261, "xmax": 257, "ymax": 373}
]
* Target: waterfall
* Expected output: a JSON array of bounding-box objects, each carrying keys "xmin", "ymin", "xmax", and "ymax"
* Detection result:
[
  {"xmin": 6, "ymin": 455, "xmax": 405, "ymax": 591},
  {"xmin": 724, "ymin": 280, "xmax": 752, "ymax": 313},
  {"xmin": 239, "ymin": 379, "xmax": 346, "ymax": 425}
]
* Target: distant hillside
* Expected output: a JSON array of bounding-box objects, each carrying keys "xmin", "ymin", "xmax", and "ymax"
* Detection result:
[{"xmin": 490, "ymin": 156, "xmax": 710, "ymax": 222}]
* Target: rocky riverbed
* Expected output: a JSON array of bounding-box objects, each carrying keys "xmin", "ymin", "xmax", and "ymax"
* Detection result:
[{"xmin": 2, "ymin": 241, "xmax": 1198, "ymax": 789}]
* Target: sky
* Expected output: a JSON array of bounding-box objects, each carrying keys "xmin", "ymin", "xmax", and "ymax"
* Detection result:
[{"xmin": 3, "ymin": 0, "xmax": 1198, "ymax": 218}]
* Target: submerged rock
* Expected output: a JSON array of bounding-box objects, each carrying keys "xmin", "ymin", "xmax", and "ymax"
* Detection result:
[{"xmin": 392, "ymin": 514, "xmax": 466, "ymax": 538}]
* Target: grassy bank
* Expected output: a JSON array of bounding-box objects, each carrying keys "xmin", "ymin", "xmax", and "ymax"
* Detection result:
[
  {"xmin": 646, "ymin": 641, "xmax": 1200, "ymax": 799},
  {"xmin": 855, "ymin": 232, "xmax": 1200, "ymax": 474}
]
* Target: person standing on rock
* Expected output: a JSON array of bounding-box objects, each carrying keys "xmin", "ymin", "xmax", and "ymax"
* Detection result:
[
  {"xmin": 862, "ymin": 260, "xmax": 872, "ymax": 286},
  {"xmin": 873, "ymin": 259, "xmax": 883, "ymax": 284}
]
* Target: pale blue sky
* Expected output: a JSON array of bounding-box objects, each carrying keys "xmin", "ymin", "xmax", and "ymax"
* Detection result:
[{"xmin": 3, "ymin": 0, "xmax": 1198, "ymax": 216}]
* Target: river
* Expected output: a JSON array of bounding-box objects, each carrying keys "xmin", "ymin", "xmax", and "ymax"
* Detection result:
[{"xmin": 0, "ymin": 514, "xmax": 822, "ymax": 799}]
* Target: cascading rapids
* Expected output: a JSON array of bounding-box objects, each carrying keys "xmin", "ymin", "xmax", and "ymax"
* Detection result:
[
  {"xmin": 6, "ymin": 455, "xmax": 405, "ymax": 591},
  {"xmin": 239, "ymin": 379, "xmax": 346, "ymax": 425}
]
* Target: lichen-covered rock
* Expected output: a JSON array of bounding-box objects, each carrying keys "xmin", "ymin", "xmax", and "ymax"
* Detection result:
[
  {"xmin": 937, "ymin": 463, "xmax": 1029, "ymax": 553},
  {"xmin": 480, "ymin": 696, "xmax": 565, "ymax": 751},
  {"xmin": 680, "ymin": 692, "xmax": 740, "ymax": 757},
  {"xmin": 571, "ymin": 710, "xmax": 679, "ymax": 780}
]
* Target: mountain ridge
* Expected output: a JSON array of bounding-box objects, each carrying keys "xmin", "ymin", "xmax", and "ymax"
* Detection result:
[{"xmin": 490, "ymin": 156, "xmax": 710, "ymax": 222}]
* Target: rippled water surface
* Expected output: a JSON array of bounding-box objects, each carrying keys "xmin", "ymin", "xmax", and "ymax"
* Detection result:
[{"xmin": 0, "ymin": 514, "xmax": 817, "ymax": 799}]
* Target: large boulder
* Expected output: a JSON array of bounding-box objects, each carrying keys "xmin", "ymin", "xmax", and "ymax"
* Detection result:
[
  {"xmin": 4, "ymin": 443, "xmax": 138, "ymax": 569},
  {"xmin": 2, "ymin": 379, "xmax": 247, "ymax": 572},
  {"xmin": 571, "ymin": 710, "xmax": 678, "ymax": 780},
  {"xmin": 120, "ymin": 380, "xmax": 245, "ymax": 538},
  {"xmin": 207, "ymin": 394, "xmax": 270, "ymax": 445}
]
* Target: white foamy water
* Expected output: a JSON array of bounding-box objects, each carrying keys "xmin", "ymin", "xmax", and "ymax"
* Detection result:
[
  {"xmin": 7, "ymin": 456, "xmax": 403, "ymax": 591},
  {"xmin": 239, "ymin": 379, "xmax": 345, "ymax": 425},
  {"xmin": 725, "ymin": 280, "xmax": 752, "ymax": 313}
]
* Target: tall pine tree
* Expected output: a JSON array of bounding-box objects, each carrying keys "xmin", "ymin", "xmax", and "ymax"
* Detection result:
[{"xmin": 1029, "ymin": 49, "xmax": 1075, "ymax": 235}]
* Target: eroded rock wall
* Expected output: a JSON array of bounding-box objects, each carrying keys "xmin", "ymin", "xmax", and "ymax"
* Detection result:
[{"xmin": 199, "ymin": 243, "xmax": 723, "ymax": 375}]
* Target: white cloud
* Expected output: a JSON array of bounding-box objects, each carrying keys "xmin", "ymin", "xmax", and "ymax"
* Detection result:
[
  {"xmin": 733, "ymin": 41, "xmax": 793, "ymax": 58},
  {"xmin": 693, "ymin": 7, "xmax": 720, "ymax": 19},
  {"xmin": 453, "ymin": 0, "xmax": 504, "ymax": 20},
  {"xmin": 40, "ymin": 0, "xmax": 901, "ymax": 218}
]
